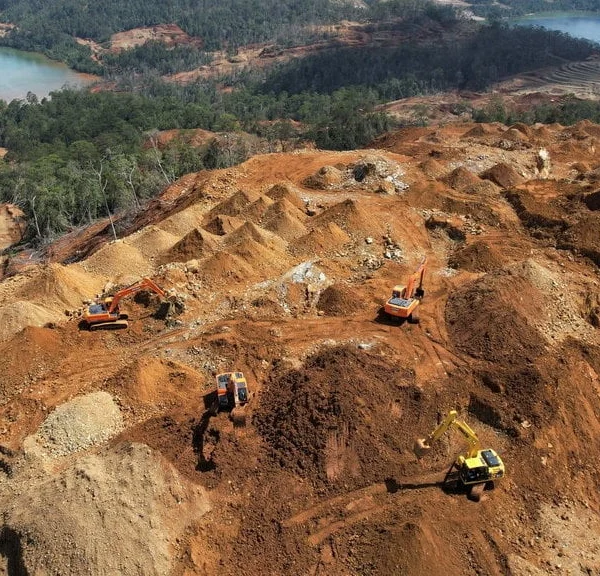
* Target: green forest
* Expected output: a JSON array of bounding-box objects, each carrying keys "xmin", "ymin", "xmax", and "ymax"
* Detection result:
[{"xmin": 0, "ymin": 0, "xmax": 599, "ymax": 244}]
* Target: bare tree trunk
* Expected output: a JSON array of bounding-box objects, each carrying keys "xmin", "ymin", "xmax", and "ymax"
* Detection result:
[
  {"xmin": 92, "ymin": 161, "xmax": 117, "ymax": 242},
  {"xmin": 29, "ymin": 195, "xmax": 42, "ymax": 240}
]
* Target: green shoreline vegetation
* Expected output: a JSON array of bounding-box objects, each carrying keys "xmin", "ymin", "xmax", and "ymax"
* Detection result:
[{"xmin": 0, "ymin": 0, "xmax": 598, "ymax": 245}]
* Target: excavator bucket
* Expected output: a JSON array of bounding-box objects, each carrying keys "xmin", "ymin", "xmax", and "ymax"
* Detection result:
[{"xmin": 413, "ymin": 438, "xmax": 432, "ymax": 458}]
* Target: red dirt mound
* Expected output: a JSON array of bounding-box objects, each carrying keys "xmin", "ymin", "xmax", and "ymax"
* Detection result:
[
  {"xmin": 199, "ymin": 251, "xmax": 258, "ymax": 285},
  {"xmin": 317, "ymin": 284, "xmax": 362, "ymax": 316},
  {"xmin": 229, "ymin": 238, "xmax": 292, "ymax": 276},
  {"xmin": 445, "ymin": 268, "xmax": 547, "ymax": 365},
  {"xmin": 310, "ymin": 198, "xmax": 383, "ymax": 237},
  {"xmin": 335, "ymin": 516, "xmax": 461, "ymax": 576},
  {"xmin": 303, "ymin": 165, "xmax": 344, "ymax": 189},
  {"xmin": 245, "ymin": 195, "xmax": 275, "ymax": 223},
  {"xmin": 448, "ymin": 240, "xmax": 504, "ymax": 273},
  {"xmin": 265, "ymin": 183, "xmax": 306, "ymax": 210},
  {"xmin": 293, "ymin": 222, "xmax": 350, "ymax": 256},
  {"xmin": 442, "ymin": 166, "xmax": 481, "ymax": 190},
  {"xmin": 203, "ymin": 214, "xmax": 246, "ymax": 236},
  {"xmin": 418, "ymin": 158, "xmax": 446, "ymax": 179},
  {"xmin": 207, "ymin": 190, "xmax": 261, "ymax": 219},
  {"xmin": 481, "ymin": 163, "xmax": 525, "ymax": 189},
  {"xmin": 160, "ymin": 228, "xmax": 219, "ymax": 264},
  {"xmin": 261, "ymin": 205, "xmax": 308, "ymax": 241},
  {"xmin": 254, "ymin": 345, "xmax": 421, "ymax": 488},
  {"xmin": 223, "ymin": 221, "xmax": 288, "ymax": 253}
]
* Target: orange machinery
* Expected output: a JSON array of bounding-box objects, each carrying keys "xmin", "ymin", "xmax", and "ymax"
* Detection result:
[
  {"xmin": 82, "ymin": 277, "xmax": 166, "ymax": 330},
  {"xmin": 383, "ymin": 257, "xmax": 427, "ymax": 323}
]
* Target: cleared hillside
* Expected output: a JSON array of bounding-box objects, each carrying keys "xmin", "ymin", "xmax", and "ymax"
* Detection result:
[{"xmin": 1, "ymin": 120, "xmax": 600, "ymax": 575}]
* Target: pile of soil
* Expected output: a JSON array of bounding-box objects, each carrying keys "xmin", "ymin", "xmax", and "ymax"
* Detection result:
[
  {"xmin": 160, "ymin": 227, "xmax": 219, "ymax": 264},
  {"xmin": 107, "ymin": 357, "xmax": 207, "ymax": 408},
  {"xmin": 445, "ymin": 267, "xmax": 547, "ymax": 365},
  {"xmin": 562, "ymin": 213, "xmax": 600, "ymax": 266},
  {"xmin": 15, "ymin": 263, "xmax": 104, "ymax": 311},
  {"xmin": 336, "ymin": 514, "xmax": 461, "ymax": 576},
  {"xmin": 448, "ymin": 240, "xmax": 504, "ymax": 273},
  {"xmin": 317, "ymin": 283, "xmax": 362, "ymax": 316},
  {"xmin": 82, "ymin": 240, "xmax": 153, "ymax": 279},
  {"xmin": 293, "ymin": 222, "xmax": 350, "ymax": 256},
  {"xmin": 25, "ymin": 391, "xmax": 123, "ymax": 457},
  {"xmin": 223, "ymin": 221, "xmax": 287, "ymax": 253},
  {"xmin": 418, "ymin": 158, "xmax": 446, "ymax": 179},
  {"xmin": 157, "ymin": 206, "xmax": 203, "ymax": 237},
  {"xmin": 0, "ymin": 301, "xmax": 62, "ymax": 341},
  {"xmin": 261, "ymin": 208, "xmax": 307, "ymax": 241},
  {"xmin": 442, "ymin": 166, "xmax": 481, "ymax": 191},
  {"xmin": 481, "ymin": 162, "xmax": 525, "ymax": 189},
  {"xmin": 0, "ymin": 326, "xmax": 64, "ymax": 403},
  {"xmin": 310, "ymin": 199, "xmax": 384, "ymax": 238},
  {"xmin": 229, "ymin": 238, "xmax": 292, "ymax": 276},
  {"xmin": 0, "ymin": 203, "xmax": 25, "ymax": 250},
  {"xmin": 508, "ymin": 123, "xmax": 533, "ymax": 138},
  {"xmin": 128, "ymin": 226, "xmax": 180, "ymax": 258},
  {"xmin": 460, "ymin": 124, "xmax": 502, "ymax": 139},
  {"xmin": 199, "ymin": 251, "xmax": 258, "ymax": 285},
  {"xmin": 3, "ymin": 442, "xmax": 209, "ymax": 575},
  {"xmin": 303, "ymin": 165, "xmax": 344, "ymax": 189},
  {"xmin": 265, "ymin": 183, "xmax": 305, "ymax": 209},
  {"xmin": 207, "ymin": 190, "xmax": 261, "ymax": 219},
  {"xmin": 245, "ymin": 195, "xmax": 275, "ymax": 223},
  {"xmin": 203, "ymin": 214, "xmax": 245, "ymax": 236},
  {"xmin": 254, "ymin": 345, "xmax": 422, "ymax": 488}
]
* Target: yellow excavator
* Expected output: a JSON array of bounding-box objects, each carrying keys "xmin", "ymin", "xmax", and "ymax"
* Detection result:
[{"xmin": 414, "ymin": 410, "xmax": 505, "ymax": 501}]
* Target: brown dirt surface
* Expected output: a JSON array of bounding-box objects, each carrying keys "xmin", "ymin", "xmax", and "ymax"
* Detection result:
[
  {"xmin": 316, "ymin": 283, "xmax": 362, "ymax": 316},
  {"xmin": 0, "ymin": 203, "xmax": 25, "ymax": 250},
  {"xmin": 159, "ymin": 227, "xmax": 220, "ymax": 264},
  {"xmin": 481, "ymin": 162, "xmax": 525, "ymax": 189},
  {"xmin": 3, "ymin": 121, "xmax": 600, "ymax": 576},
  {"xmin": 448, "ymin": 239, "xmax": 505, "ymax": 272}
]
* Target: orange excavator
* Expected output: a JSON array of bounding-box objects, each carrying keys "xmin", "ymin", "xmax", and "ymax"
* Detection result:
[
  {"xmin": 383, "ymin": 257, "xmax": 426, "ymax": 323},
  {"xmin": 82, "ymin": 277, "xmax": 167, "ymax": 330}
]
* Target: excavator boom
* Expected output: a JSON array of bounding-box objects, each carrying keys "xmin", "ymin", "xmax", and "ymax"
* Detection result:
[{"xmin": 107, "ymin": 278, "xmax": 166, "ymax": 313}]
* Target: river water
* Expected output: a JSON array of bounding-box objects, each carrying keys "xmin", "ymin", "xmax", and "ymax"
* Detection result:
[
  {"xmin": 512, "ymin": 13, "xmax": 600, "ymax": 44},
  {"xmin": 0, "ymin": 47, "xmax": 95, "ymax": 103}
]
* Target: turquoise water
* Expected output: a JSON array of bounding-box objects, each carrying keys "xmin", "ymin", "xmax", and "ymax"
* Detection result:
[
  {"xmin": 513, "ymin": 13, "xmax": 600, "ymax": 44},
  {"xmin": 0, "ymin": 47, "xmax": 95, "ymax": 102}
]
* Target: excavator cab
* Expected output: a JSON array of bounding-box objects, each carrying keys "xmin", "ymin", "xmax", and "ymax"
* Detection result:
[{"xmin": 215, "ymin": 371, "xmax": 250, "ymax": 427}]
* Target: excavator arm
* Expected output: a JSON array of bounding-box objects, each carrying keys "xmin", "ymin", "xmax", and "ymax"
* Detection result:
[
  {"xmin": 107, "ymin": 278, "xmax": 166, "ymax": 313},
  {"xmin": 414, "ymin": 410, "xmax": 481, "ymax": 459},
  {"xmin": 406, "ymin": 257, "xmax": 426, "ymax": 300}
]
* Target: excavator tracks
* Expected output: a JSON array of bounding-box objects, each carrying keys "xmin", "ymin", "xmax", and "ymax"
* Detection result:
[{"xmin": 89, "ymin": 320, "xmax": 129, "ymax": 331}]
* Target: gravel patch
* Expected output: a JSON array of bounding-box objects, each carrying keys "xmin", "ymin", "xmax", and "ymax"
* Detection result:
[{"xmin": 30, "ymin": 391, "xmax": 123, "ymax": 457}]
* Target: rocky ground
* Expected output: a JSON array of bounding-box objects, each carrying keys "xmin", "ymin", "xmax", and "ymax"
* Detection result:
[{"xmin": 1, "ymin": 118, "xmax": 600, "ymax": 575}]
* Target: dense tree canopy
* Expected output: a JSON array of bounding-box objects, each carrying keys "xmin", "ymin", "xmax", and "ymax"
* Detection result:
[{"xmin": 0, "ymin": 1, "xmax": 598, "ymax": 245}]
